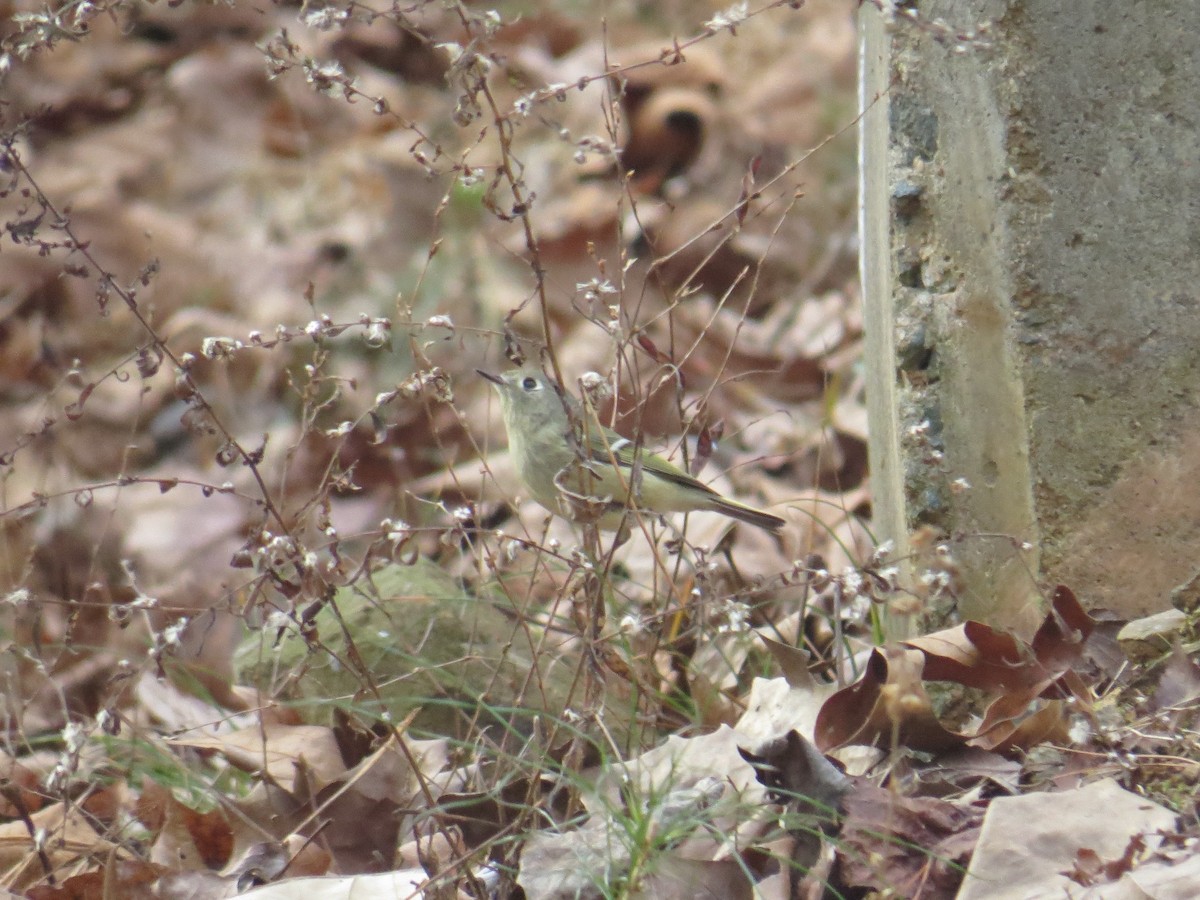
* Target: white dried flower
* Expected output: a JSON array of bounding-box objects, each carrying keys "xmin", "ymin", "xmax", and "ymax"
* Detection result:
[
  {"xmin": 919, "ymin": 570, "xmax": 951, "ymax": 590},
  {"xmin": 161, "ymin": 618, "xmax": 188, "ymax": 649},
  {"xmin": 878, "ymin": 566, "xmax": 901, "ymax": 589},
  {"xmin": 1068, "ymin": 715, "xmax": 1093, "ymax": 745},
  {"xmin": 265, "ymin": 611, "xmax": 299, "ymax": 642},
  {"xmin": 306, "ymin": 59, "xmax": 352, "ymax": 95},
  {"xmin": 300, "ymin": 5, "xmax": 349, "ymax": 30},
  {"xmin": 705, "ymin": 1, "xmax": 748, "ymax": 32},
  {"xmin": 717, "ymin": 600, "xmax": 751, "ymax": 634},
  {"xmin": 575, "ymin": 277, "xmax": 619, "ymax": 303},
  {"xmin": 363, "ymin": 320, "xmax": 391, "ymax": 348},
  {"xmin": 436, "ymin": 41, "xmax": 463, "ymax": 64},
  {"xmin": 841, "ymin": 567, "xmax": 865, "ymax": 596},
  {"xmin": 258, "ymin": 534, "xmax": 298, "ymax": 571},
  {"xmin": 200, "ymin": 336, "xmax": 242, "ymax": 360},
  {"xmin": 3, "ymin": 588, "xmax": 31, "ymax": 607},
  {"xmin": 578, "ymin": 371, "xmax": 613, "ymax": 406},
  {"xmin": 62, "ymin": 721, "xmax": 87, "ymax": 754},
  {"xmin": 618, "ymin": 614, "xmax": 644, "ymax": 635}
]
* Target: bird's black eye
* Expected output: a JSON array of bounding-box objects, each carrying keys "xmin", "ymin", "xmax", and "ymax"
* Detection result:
[{"xmin": 521, "ymin": 376, "xmax": 538, "ymax": 391}]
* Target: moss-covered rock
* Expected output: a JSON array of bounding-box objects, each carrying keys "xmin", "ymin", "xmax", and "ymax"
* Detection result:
[{"xmin": 235, "ymin": 559, "xmax": 641, "ymax": 745}]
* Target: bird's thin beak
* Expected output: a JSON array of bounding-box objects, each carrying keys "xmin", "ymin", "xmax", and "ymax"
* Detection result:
[{"xmin": 476, "ymin": 369, "xmax": 504, "ymax": 387}]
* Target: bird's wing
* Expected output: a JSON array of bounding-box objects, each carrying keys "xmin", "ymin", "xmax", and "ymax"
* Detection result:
[{"xmin": 582, "ymin": 424, "xmax": 719, "ymax": 497}]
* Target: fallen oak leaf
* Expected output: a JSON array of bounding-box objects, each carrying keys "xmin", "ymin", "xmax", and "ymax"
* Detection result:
[
  {"xmin": 903, "ymin": 587, "xmax": 1094, "ymax": 697},
  {"xmin": 814, "ymin": 647, "xmax": 964, "ymax": 753},
  {"xmin": 902, "ymin": 622, "xmax": 1030, "ymax": 693},
  {"xmin": 896, "ymin": 585, "xmax": 1095, "ymax": 754},
  {"xmin": 816, "ymin": 589, "xmax": 1095, "ymax": 757},
  {"xmin": 1030, "ymin": 585, "xmax": 1094, "ymax": 674},
  {"xmin": 970, "ymin": 698, "xmax": 1070, "ymax": 754}
]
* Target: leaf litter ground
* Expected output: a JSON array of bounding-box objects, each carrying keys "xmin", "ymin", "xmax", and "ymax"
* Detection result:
[{"xmin": 1, "ymin": 1, "xmax": 1198, "ymax": 898}]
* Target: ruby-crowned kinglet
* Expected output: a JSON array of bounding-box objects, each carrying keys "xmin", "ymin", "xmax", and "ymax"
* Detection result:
[{"xmin": 478, "ymin": 367, "xmax": 785, "ymax": 533}]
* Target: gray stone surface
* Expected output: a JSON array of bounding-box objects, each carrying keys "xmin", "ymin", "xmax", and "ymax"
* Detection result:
[{"xmin": 861, "ymin": 1, "xmax": 1200, "ymax": 630}]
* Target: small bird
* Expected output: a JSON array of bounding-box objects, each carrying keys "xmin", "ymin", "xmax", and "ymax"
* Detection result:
[{"xmin": 478, "ymin": 367, "xmax": 785, "ymax": 534}]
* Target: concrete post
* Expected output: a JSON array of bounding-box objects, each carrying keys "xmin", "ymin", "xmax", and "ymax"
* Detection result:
[{"xmin": 860, "ymin": 1, "xmax": 1200, "ymax": 633}]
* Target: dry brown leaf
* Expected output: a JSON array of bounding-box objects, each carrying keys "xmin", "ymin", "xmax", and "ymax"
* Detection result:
[
  {"xmin": 837, "ymin": 780, "xmax": 982, "ymax": 899},
  {"xmin": 814, "ymin": 646, "xmax": 964, "ymax": 753},
  {"xmin": 1087, "ymin": 852, "xmax": 1200, "ymax": 899},
  {"xmin": 169, "ymin": 724, "xmax": 347, "ymax": 794},
  {"xmin": 910, "ymin": 747, "xmax": 1021, "ymax": 798},
  {"xmin": 902, "ymin": 622, "xmax": 1028, "ymax": 691},
  {"xmin": 140, "ymin": 782, "xmax": 234, "ymax": 872},
  {"xmin": 632, "ymin": 857, "xmax": 757, "ymax": 900},
  {"xmin": 0, "ymin": 801, "xmax": 115, "ymax": 891},
  {"xmin": 971, "ymin": 696, "xmax": 1070, "ymax": 754},
  {"xmin": 1153, "ymin": 644, "xmax": 1200, "ymax": 711},
  {"xmin": 305, "ymin": 780, "xmax": 401, "ymax": 875},
  {"xmin": 738, "ymin": 729, "xmax": 848, "ymax": 876},
  {"xmin": 811, "ymin": 587, "xmax": 1097, "ymax": 756},
  {"xmin": 758, "ymin": 625, "xmax": 816, "ymax": 687},
  {"xmin": 0, "ymin": 756, "xmax": 45, "ymax": 819},
  {"xmin": 24, "ymin": 860, "xmax": 167, "ymax": 900}
]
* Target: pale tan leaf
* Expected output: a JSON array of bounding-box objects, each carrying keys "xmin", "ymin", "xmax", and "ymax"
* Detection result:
[
  {"xmin": 170, "ymin": 725, "xmax": 346, "ymax": 793},
  {"xmin": 958, "ymin": 779, "xmax": 1178, "ymax": 900}
]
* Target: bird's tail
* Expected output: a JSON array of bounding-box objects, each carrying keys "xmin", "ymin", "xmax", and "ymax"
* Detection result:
[{"xmin": 707, "ymin": 497, "xmax": 786, "ymax": 533}]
